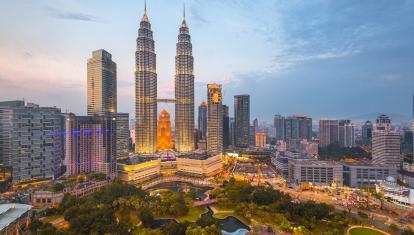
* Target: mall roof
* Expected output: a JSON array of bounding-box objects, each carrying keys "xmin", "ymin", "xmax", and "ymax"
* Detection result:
[{"xmin": 0, "ymin": 203, "xmax": 32, "ymax": 231}]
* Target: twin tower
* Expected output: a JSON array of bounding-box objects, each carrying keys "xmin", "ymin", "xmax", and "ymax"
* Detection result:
[{"xmin": 135, "ymin": 4, "xmax": 194, "ymax": 155}]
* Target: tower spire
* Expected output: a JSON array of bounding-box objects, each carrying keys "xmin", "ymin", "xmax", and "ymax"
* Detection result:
[
  {"xmin": 142, "ymin": 0, "xmax": 149, "ymax": 22},
  {"xmin": 183, "ymin": 2, "xmax": 186, "ymax": 20}
]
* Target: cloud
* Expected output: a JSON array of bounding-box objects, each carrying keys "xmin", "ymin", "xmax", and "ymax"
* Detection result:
[{"xmin": 45, "ymin": 7, "xmax": 98, "ymax": 22}]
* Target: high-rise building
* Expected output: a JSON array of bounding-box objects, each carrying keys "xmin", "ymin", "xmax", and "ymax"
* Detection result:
[
  {"xmin": 198, "ymin": 101, "xmax": 207, "ymax": 140},
  {"xmin": 372, "ymin": 115, "xmax": 401, "ymax": 168},
  {"xmin": 87, "ymin": 49, "xmax": 117, "ymax": 116},
  {"xmin": 207, "ymin": 84, "xmax": 223, "ymax": 155},
  {"xmin": 174, "ymin": 10, "xmax": 194, "ymax": 153},
  {"xmin": 65, "ymin": 113, "xmax": 116, "ymax": 176},
  {"xmin": 338, "ymin": 120, "xmax": 354, "ymax": 148},
  {"xmin": 157, "ymin": 109, "xmax": 173, "ymax": 151},
  {"xmin": 255, "ymin": 131, "xmax": 266, "ymax": 148},
  {"xmin": 284, "ymin": 115, "xmax": 312, "ymax": 141},
  {"xmin": 0, "ymin": 101, "xmax": 63, "ymax": 182},
  {"xmin": 274, "ymin": 114, "xmax": 285, "ymax": 141},
  {"xmin": 113, "ymin": 113, "xmax": 129, "ymax": 159},
  {"xmin": 319, "ymin": 119, "xmax": 339, "ymax": 147},
  {"xmin": 229, "ymin": 117, "xmax": 235, "ymax": 146},
  {"xmin": 135, "ymin": 5, "xmax": 157, "ymax": 155},
  {"xmin": 222, "ymin": 105, "xmax": 230, "ymax": 149},
  {"xmin": 234, "ymin": 95, "xmax": 250, "ymax": 148},
  {"xmin": 362, "ymin": 120, "xmax": 373, "ymax": 146},
  {"xmin": 375, "ymin": 114, "xmax": 391, "ymax": 131}
]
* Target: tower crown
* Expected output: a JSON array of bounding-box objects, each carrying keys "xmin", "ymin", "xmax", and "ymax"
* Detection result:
[{"xmin": 141, "ymin": 0, "xmax": 149, "ymax": 22}]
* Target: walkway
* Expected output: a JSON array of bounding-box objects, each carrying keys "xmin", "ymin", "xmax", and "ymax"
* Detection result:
[{"xmin": 141, "ymin": 176, "xmax": 213, "ymax": 190}]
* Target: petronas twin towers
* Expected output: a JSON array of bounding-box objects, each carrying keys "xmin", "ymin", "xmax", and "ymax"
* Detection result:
[{"xmin": 135, "ymin": 4, "xmax": 194, "ymax": 155}]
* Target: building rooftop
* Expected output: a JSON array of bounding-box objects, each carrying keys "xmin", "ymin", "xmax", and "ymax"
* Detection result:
[
  {"xmin": 0, "ymin": 204, "xmax": 32, "ymax": 231},
  {"xmin": 117, "ymin": 156, "xmax": 159, "ymax": 165}
]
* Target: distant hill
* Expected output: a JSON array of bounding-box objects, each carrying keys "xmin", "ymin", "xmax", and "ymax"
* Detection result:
[{"xmin": 347, "ymin": 112, "xmax": 411, "ymax": 126}]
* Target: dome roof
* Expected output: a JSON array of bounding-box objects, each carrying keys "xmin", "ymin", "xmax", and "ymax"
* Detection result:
[{"xmin": 386, "ymin": 176, "xmax": 396, "ymax": 182}]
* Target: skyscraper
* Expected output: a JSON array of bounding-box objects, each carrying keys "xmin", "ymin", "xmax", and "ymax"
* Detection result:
[
  {"xmin": 113, "ymin": 113, "xmax": 130, "ymax": 159},
  {"xmin": 319, "ymin": 119, "xmax": 339, "ymax": 147},
  {"xmin": 362, "ymin": 120, "xmax": 373, "ymax": 146},
  {"xmin": 375, "ymin": 114, "xmax": 391, "ymax": 131},
  {"xmin": 372, "ymin": 130, "xmax": 401, "ymax": 168},
  {"xmin": 207, "ymin": 84, "xmax": 223, "ymax": 155},
  {"xmin": 87, "ymin": 49, "xmax": 117, "ymax": 116},
  {"xmin": 157, "ymin": 109, "xmax": 173, "ymax": 151},
  {"xmin": 338, "ymin": 120, "xmax": 354, "ymax": 148},
  {"xmin": 284, "ymin": 115, "xmax": 312, "ymax": 141},
  {"xmin": 229, "ymin": 117, "xmax": 235, "ymax": 146},
  {"xmin": 198, "ymin": 101, "xmax": 207, "ymax": 140},
  {"xmin": 234, "ymin": 95, "xmax": 250, "ymax": 148},
  {"xmin": 222, "ymin": 105, "xmax": 230, "ymax": 149},
  {"xmin": 65, "ymin": 113, "xmax": 116, "ymax": 176},
  {"xmin": 175, "ymin": 9, "xmax": 194, "ymax": 153},
  {"xmin": 0, "ymin": 101, "xmax": 63, "ymax": 182},
  {"xmin": 135, "ymin": 4, "xmax": 157, "ymax": 155},
  {"xmin": 274, "ymin": 114, "xmax": 285, "ymax": 141}
]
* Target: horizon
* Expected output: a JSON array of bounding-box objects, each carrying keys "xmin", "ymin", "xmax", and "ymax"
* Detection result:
[{"xmin": 1, "ymin": 0, "xmax": 414, "ymax": 123}]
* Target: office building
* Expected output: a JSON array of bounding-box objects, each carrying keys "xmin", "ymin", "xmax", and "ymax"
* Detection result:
[
  {"xmin": 338, "ymin": 120, "xmax": 354, "ymax": 148},
  {"xmin": 271, "ymin": 151, "xmax": 313, "ymax": 178},
  {"xmin": 234, "ymin": 95, "xmax": 250, "ymax": 148},
  {"xmin": 175, "ymin": 11, "xmax": 195, "ymax": 153},
  {"xmin": 342, "ymin": 162, "xmax": 397, "ymax": 188},
  {"xmin": 87, "ymin": 49, "xmax": 117, "ymax": 116},
  {"xmin": 288, "ymin": 159, "xmax": 343, "ymax": 186},
  {"xmin": 319, "ymin": 119, "xmax": 339, "ymax": 147},
  {"xmin": 222, "ymin": 105, "xmax": 230, "ymax": 149},
  {"xmin": 362, "ymin": 120, "xmax": 373, "ymax": 146},
  {"xmin": 274, "ymin": 114, "xmax": 285, "ymax": 141},
  {"xmin": 176, "ymin": 152, "xmax": 223, "ymax": 177},
  {"xmin": 113, "ymin": 113, "xmax": 129, "ymax": 159},
  {"xmin": 284, "ymin": 115, "xmax": 312, "ymax": 141},
  {"xmin": 198, "ymin": 101, "xmax": 207, "ymax": 140},
  {"xmin": 65, "ymin": 113, "xmax": 116, "ymax": 176},
  {"xmin": 229, "ymin": 117, "xmax": 235, "ymax": 146},
  {"xmin": 206, "ymin": 84, "xmax": 223, "ymax": 155},
  {"xmin": 0, "ymin": 101, "xmax": 63, "ymax": 183},
  {"xmin": 135, "ymin": 5, "xmax": 157, "ymax": 155},
  {"xmin": 372, "ymin": 129, "xmax": 401, "ymax": 168},
  {"xmin": 255, "ymin": 131, "xmax": 266, "ymax": 147}
]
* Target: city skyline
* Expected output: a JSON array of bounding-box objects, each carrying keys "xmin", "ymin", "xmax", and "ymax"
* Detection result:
[{"xmin": 1, "ymin": 1, "xmax": 414, "ymax": 123}]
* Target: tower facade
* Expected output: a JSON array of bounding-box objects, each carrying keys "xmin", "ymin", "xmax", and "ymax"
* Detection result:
[
  {"xmin": 207, "ymin": 84, "xmax": 223, "ymax": 155},
  {"xmin": 87, "ymin": 49, "xmax": 117, "ymax": 116},
  {"xmin": 319, "ymin": 119, "xmax": 339, "ymax": 147},
  {"xmin": 175, "ymin": 11, "xmax": 195, "ymax": 153},
  {"xmin": 135, "ymin": 6, "xmax": 157, "ymax": 155},
  {"xmin": 234, "ymin": 95, "xmax": 250, "ymax": 148}
]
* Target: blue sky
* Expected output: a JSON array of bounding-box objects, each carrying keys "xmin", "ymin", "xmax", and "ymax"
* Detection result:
[{"xmin": 0, "ymin": 0, "xmax": 413, "ymax": 124}]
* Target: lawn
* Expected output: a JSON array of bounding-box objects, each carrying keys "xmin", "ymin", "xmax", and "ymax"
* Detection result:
[
  {"xmin": 155, "ymin": 206, "xmax": 208, "ymax": 223},
  {"xmin": 348, "ymin": 227, "xmax": 387, "ymax": 235}
]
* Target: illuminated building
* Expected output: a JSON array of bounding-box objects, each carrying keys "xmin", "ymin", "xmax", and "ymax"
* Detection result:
[
  {"xmin": 175, "ymin": 8, "xmax": 195, "ymax": 153},
  {"xmin": 255, "ymin": 130, "xmax": 266, "ymax": 147},
  {"xmin": 198, "ymin": 101, "xmax": 207, "ymax": 140},
  {"xmin": 0, "ymin": 101, "xmax": 63, "ymax": 183},
  {"xmin": 176, "ymin": 151, "xmax": 223, "ymax": 177},
  {"xmin": 135, "ymin": 3, "xmax": 157, "ymax": 155},
  {"xmin": 87, "ymin": 49, "xmax": 117, "ymax": 115},
  {"xmin": 64, "ymin": 113, "xmax": 116, "ymax": 176},
  {"xmin": 234, "ymin": 95, "xmax": 250, "ymax": 148},
  {"xmin": 157, "ymin": 109, "xmax": 174, "ymax": 151},
  {"xmin": 319, "ymin": 119, "xmax": 339, "ymax": 147},
  {"xmin": 117, "ymin": 157, "xmax": 161, "ymax": 183},
  {"xmin": 207, "ymin": 84, "xmax": 223, "ymax": 155}
]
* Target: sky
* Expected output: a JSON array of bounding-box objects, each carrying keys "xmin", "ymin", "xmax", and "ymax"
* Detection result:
[{"xmin": 1, "ymin": 0, "xmax": 414, "ymax": 125}]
